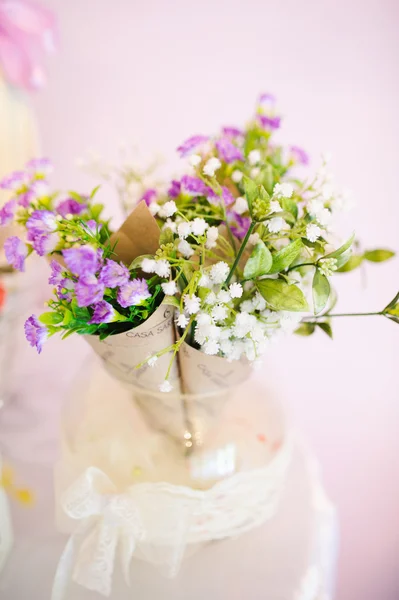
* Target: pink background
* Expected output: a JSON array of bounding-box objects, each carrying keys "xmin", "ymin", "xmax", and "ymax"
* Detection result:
[{"xmin": 30, "ymin": 1, "xmax": 398, "ymax": 599}]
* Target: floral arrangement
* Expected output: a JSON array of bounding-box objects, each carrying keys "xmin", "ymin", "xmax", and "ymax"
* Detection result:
[{"xmin": 0, "ymin": 95, "xmax": 397, "ymax": 392}]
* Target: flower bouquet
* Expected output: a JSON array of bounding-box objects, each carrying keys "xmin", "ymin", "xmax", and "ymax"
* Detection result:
[{"xmin": 1, "ymin": 94, "xmax": 397, "ymax": 596}]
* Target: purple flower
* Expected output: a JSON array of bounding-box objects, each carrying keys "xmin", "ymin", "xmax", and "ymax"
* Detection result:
[
  {"xmin": 168, "ymin": 179, "xmax": 181, "ymax": 199},
  {"xmin": 29, "ymin": 180, "xmax": 49, "ymax": 199},
  {"xmin": 289, "ymin": 145, "xmax": 309, "ymax": 165},
  {"xmin": 258, "ymin": 93, "xmax": 276, "ymax": 105},
  {"xmin": 0, "ymin": 199, "xmax": 16, "ymax": 226},
  {"xmin": 215, "ymin": 138, "xmax": 244, "ymax": 163},
  {"xmin": 57, "ymin": 198, "xmax": 87, "ymax": 218},
  {"xmin": 4, "ymin": 236, "xmax": 27, "ymax": 271},
  {"xmin": 62, "ymin": 245, "xmax": 101, "ymax": 277},
  {"xmin": 177, "ymin": 135, "xmax": 209, "ymax": 157},
  {"xmin": 57, "ymin": 278, "xmax": 75, "ymax": 301},
  {"xmin": 75, "ymin": 275, "xmax": 105, "ymax": 307},
  {"xmin": 48, "ymin": 260, "xmax": 64, "ymax": 286},
  {"xmin": 25, "ymin": 158, "xmax": 53, "ymax": 176},
  {"xmin": 84, "ymin": 220, "xmax": 102, "ymax": 235},
  {"xmin": 18, "ymin": 189, "xmax": 35, "ymax": 208},
  {"xmin": 257, "ymin": 114, "xmax": 281, "ymax": 130},
  {"xmin": 181, "ymin": 175, "xmax": 210, "ymax": 197},
  {"xmin": 228, "ymin": 213, "xmax": 251, "ymax": 240},
  {"xmin": 26, "ymin": 210, "xmax": 57, "ymax": 238},
  {"xmin": 0, "ymin": 171, "xmax": 28, "ymax": 191},
  {"xmin": 117, "ymin": 278, "xmax": 151, "ymax": 308},
  {"xmin": 99, "ymin": 259, "xmax": 130, "ymax": 288},
  {"xmin": 207, "ymin": 186, "xmax": 235, "ymax": 207},
  {"xmin": 24, "ymin": 315, "xmax": 48, "ymax": 354},
  {"xmin": 32, "ymin": 232, "xmax": 59, "ymax": 256},
  {"xmin": 221, "ymin": 126, "xmax": 244, "ymax": 138},
  {"xmin": 89, "ymin": 300, "xmax": 115, "ymax": 324},
  {"xmin": 140, "ymin": 189, "xmax": 157, "ymax": 206}
]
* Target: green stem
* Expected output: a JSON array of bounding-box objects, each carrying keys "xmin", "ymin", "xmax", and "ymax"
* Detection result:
[
  {"xmin": 225, "ymin": 221, "xmax": 256, "ymax": 286},
  {"xmin": 303, "ymin": 311, "xmax": 383, "ymax": 320},
  {"xmin": 286, "ymin": 262, "xmax": 316, "ymax": 273}
]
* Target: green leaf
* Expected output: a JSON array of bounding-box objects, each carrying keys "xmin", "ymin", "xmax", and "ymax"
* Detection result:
[
  {"xmin": 335, "ymin": 248, "xmax": 353, "ymax": 269},
  {"xmin": 90, "ymin": 184, "xmax": 101, "ymax": 199},
  {"xmin": 269, "ymin": 239, "xmax": 303, "ymax": 274},
  {"xmin": 363, "ymin": 249, "xmax": 395, "ymax": 263},
  {"xmin": 90, "ymin": 203, "xmax": 104, "ymax": 220},
  {"xmin": 39, "ymin": 312, "xmax": 64, "ymax": 326},
  {"xmin": 337, "ymin": 253, "xmax": 363, "ymax": 272},
  {"xmin": 281, "ymin": 197, "xmax": 298, "ymax": 219},
  {"xmin": 162, "ymin": 295, "xmax": 180, "ymax": 308},
  {"xmin": 256, "ymin": 279, "xmax": 309, "ymax": 311},
  {"xmin": 243, "ymin": 241, "xmax": 272, "ymax": 279},
  {"xmin": 259, "ymin": 164, "xmax": 274, "ymax": 195},
  {"xmin": 129, "ymin": 254, "xmax": 154, "ymax": 270},
  {"xmin": 384, "ymin": 291, "xmax": 399, "ymax": 312},
  {"xmin": 317, "ymin": 321, "xmax": 333, "ymax": 339},
  {"xmin": 312, "ymin": 269, "xmax": 330, "ymax": 315},
  {"xmin": 294, "ymin": 322, "xmax": 315, "ymax": 336},
  {"xmin": 242, "ymin": 176, "xmax": 258, "ymax": 213},
  {"xmin": 324, "ymin": 233, "xmax": 355, "ymax": 259},
  {"xmin": 159, "ymin": 227, "xmax": 175, "ymax": 246}
]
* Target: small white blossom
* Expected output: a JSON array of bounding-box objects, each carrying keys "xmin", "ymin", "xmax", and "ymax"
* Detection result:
[
  {"xmin": 177, "ymin": 221, "xmax": 192, "ymax": 239},
  {"xmin": 184, "ymin": 294, "xmax": 201, "ymax": 314},
  {"xmin": 252, "ymin": 292, "xmax": 266, "ymax": 311},
  {"xmin": 161, "ymin": 200, "xmax": 177, "ymax": 217},
  {"xmin": 240, "ymin": 299, "xmax": 254, "ymax": 313},
  {"xmin": 159, "ymin": 380, "xmax": 173, "ymax": 393},
  {"xmin": 250, "ymin": 167, "xmax": 260, "ymax": 178},
  {"xmin": 306, "ymin": 223, "xmax": 322, "ymax": 242},
  {"xmin": 176, "ymin": 313, "xmax": 190, "ymax": 328},
  {"xmin": 316, "ymin": 208, "xmax": 332, "ymax": 227},
  {"xmin": 178, "ymin": 239, "xmax": 194, "ymax": 258},
  {"xmin": 189, "ymin": 153, "xmax": 201, "ymax": 167},
  {"xmin": 196, "ymin": 312, "xmax": 213, "ymax": 326},
  {"xmin": 233, "ymin": 312, "xmax": 257, "ymax": 338},
  {"xmin": 203, "ymin": 157, "xmax": 221, "ymax": 177},
  {"xmin": 232, "ymin": 170, "xmax": 243, "ymax": 183},
  {"xmin": 198, "ymin": 273, "xmax": 211, "ymax": 288},
  {"xmin": 205, "ymin": 291, "xmax": 217, "ymax": 305},
  {"xmin": 248, "ymin": 149, "xmax": 261, "ymax": 165},
  {"xmin": 321, "ymin": 184, "xmax": 334, "ymax": 200},
  {"xmin": 220, "ymin": 339, "xmax": 234, "ymax": 356},
  {"xmin": 318, "ymin": 257, "xmax": 338, "ymax": 277},
  {"xmin": 147, "ymin": 355, "xmax": 158, "ymax": 368},
  {"xmin": 248, "ymin": 232, "xmax": 260, "ymax": 245},
  {"xmin": 229, "ymin": 282, "xmax": 243, "ymax": 298},
  {"xmin": 149, "ymin": 202, "xmax": 160, "ymax": 216},
  {"xmin": 308, "ymin": 199, "xmax": 324, "ymax": 217},
  {"xmin": 211, "ymin": 304, "xmax": 228, "ymax": 322},
  {"xmin": 273, "ymin": 183, "xmax": 293, "ymax": 198},
  {"xmin": 269, "ymin": 200, "xmax": 281, "ymax": 214},
  {"xmin": 267, "ymin": 217, "xmax": 285, "ymax": 233},
  {"xmin": 141, "ymin": 258, "xmax": 157, "ymax": 273},
  {"xmin": 205, "ymin": 226, "xmax": 219, "ymax": 249},
  {"xmin": 233, "ymin": 196, "xmax": 249, "ymax": 215},
  {"xmin": 154, "ymin": 259, "xmax": 170, "ymax": 277},
  {"xmin": 161, "ymin": 281, "xmax": 178, "ymax": 295},
  {"xmin": 163, "ymin": 219, "xmax": 177, "ymax": 233},
  {"xmin": 203, "ymin": 340, "xmax": 220, "ymax": 355},
  {"xmin": 191, "ymin": 217, "xmax": 208, "ymax": 236},
  {"xmin": 210, "ymin": 261, "xmax": 230, "ymax": 284},
  {"xmin": 217, "ymin": 290, "xmax": 231, "ymax": 303}
]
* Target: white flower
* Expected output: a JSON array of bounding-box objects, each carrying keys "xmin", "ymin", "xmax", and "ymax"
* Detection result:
[
  {"xmin": 141, "ymin": 258, "xmax": 157, "ymax": 273},
  {"xmin": 191, "ymin": 217, "xmax": 208, "ymax": 236},
  {"xmin": 306, "ymin": 223, "xmax": 322, "ymax": 242},
  {"xmin": 154, "ymin": 259, "xmax": 170, "ymax": 277},
  {"xmin": 220, "ymin": 339, "xmax": 234, "ymax": 356},
  {"xmin": 203, "ymin": 339, "xmax": 220, "ymax": 355},
  {"xmin": 163, "ymin": 219, "xmax": 177, "ymax": 233},
  {"xmin": 176, "ymin": 313, "xmax": 190, "ymax": 328},
  {"xmin": 178, "ymin": 239, "xmax": 194, "ymax": 258},
  {"xmin": 316, "ymin": 208, "xmax": 332, "ymax": 227},
  {"xmin": 248, "ymin": 232, "xmax": 260, "ymax": 245},
  {"xmin": 203, "ymin": 157, "xmax": 221, "ymax": 177},
  {"xmin": 232, "ymin": 170, "xmax": 243, "ymax": 183},
  {"xmin": 147, "ymin": 355, "xmax": 158, "ymax": 368},
  {"xmin": 161, "ymin": 200, "xmax": 177, "ymax": 217},
  {"xmin": 321, "ymin": 184, "xmax": 333, "ymax": 200},
  {"xmin": 189, "ymin": 153, "xmax": 201, "ymax": 167},
  {"xmin": 217, "ymin": 290, "xmax": 231, "ymax": 303},
  {"xmin": 318, "ymin": 257, "xmax": 338, "ymax": 277},
  {"xmin": 205, "ymin": 291, "xmax": 217, "ymax": 305},
  {"xmin": 205, "ymin": 226, "xmax": 219, "ymax": 249},
  {"xmin": 184, "ymin": 294, "xmax": 201, "ymax": 314},
  {"xmin": 161, "ymin": 280, "xmax": 178, "ymax": 295},
  {"xmin": 240, "ymin": 299, "xmax": 254, "ymax": 313},
  {"xmin": 233, "ymin": 196, "xmax": 249, "ymax": 215},
  {"xmin": 196, "ymin": 312, "xmax": 213, "ymax": 326},
  {"xmin": 269, "ymin": 200, "xmax": 281, "ymax": 214},
  {"xmin": 233, "ymin": 312, "xmax": 257, "ymax": 338},
  {"xmin": 159, "ymin": 380, "xmax": 173, "ymax": 393},
  {"xmin": 267, "ymin": 217, "xmax": 285, "ymax": 233},
  {"xmin": 149, "ymin": 202, "xmax": 160, "ymax": 216},
  {"xmin": 177, "ymin": 221, "xmax": 192, "ymax": 239},
  {"xmin": 252, "ymin": 292, "xmax": 266, "ymax": 312},
  {"xmin": 250, "ymin": 167, "xmax": 260, "ymax": 178},
  {"xmin": 248, "ymin": 149, "xmax": 261, "ymax": 165},
  {"xmin": 308, "ymin": 199, "xmax": 324, "ymax": 216},
  {"xmin": 273, "ymin": 183, "xmax": 293, "ymax": 198},
  {"xmin": 229, "ymin": 282, "xmax": 243, "ymax": 298},
  {"xmin": 210, "ymin": 261, "xmax": 230, "ymax": 284},
  {"xmin": 198, "ymin": 272, "xmax": 211, "ymax": 288},
  {"xmin": 211, "ymin": 304, "xmax": 228, "ymax": 322}
]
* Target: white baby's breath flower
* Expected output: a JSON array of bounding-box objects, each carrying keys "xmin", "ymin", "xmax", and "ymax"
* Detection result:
[
  {"xmin": 269, "ymin": 200, "xmax": 281, "ymax": 214},
  {"xmin": 191, "ymin": 217, "xmax": 208, "ymax": 236},
  {"xmin": 240, "ymin": 299, "xmax": 254, "ymax": 313},
  {"xmin": 159, "ymin": 380, "xmax": 173, "ymax": 393},
  {"xmin": 177, "ymin": 221, "xmax": 192, "ymax": 239},
  {"xmin": 210, "ymin": 261, "xmax": 230, "ymax": 284},
  {"xmin": 149, "ymin": 202, "xmax": 160, "ymax": 216},
  {"xmin": 220, "ymin": 339, "xmax": 234, "ymax": 356},
  {"xmin": 233, "ymin": 312, "xmax": 257, "ymax": 338},
  {"xmin": 250, "ymin": 167, "xmax": 260, "ymax": 178},
  {"xmin": 203, "ymin": 157, "xmax": 221, "ymax": 177},
  {"xmin": 161, "ymin": 200, "xmax": 177, "ymax": 217},
  {"xmin": 178, "ymin": 239, "xmax": 194, "ymax": 258},
  {"xmin": 147, "ymin": 355, "xmax": 158, "ymax": 368},
  {"xmin": 267, "ymin": 217, "xmax": 285, "ymax": 233},
  {"xmin": 233, "ymin": 196, "xmax": 249, "ymax": 215},
  {"xmin": 189, "ymin": 153, "xmax": 202, "ymax": 167},
  {"xmin": 205, "ymin": 226, "xmax": 219, "ymax": 249},
  {"xmin": 196, "ymin": 312, "xmax": 213, "ymax": 326},
  {"xmin": 252, "ymin": 292, "xmax": 266, "ymax": 311},
  {"xmin": 318, "ymin": 257, "xmax": 338, "ymax": 277},
  {"xmin": 198, "ymin": 272, "xmax": 211, "ymax": 288},
  {"xmin": 184, "ymin": 294, "xmax": 201, "ymax": 314},
  {"xmin": 229, "ymin": 282, "xmax": 243, "ymax": 298},
  {"xmin": 248, "ymin": 149, "xmax": 261, "ymax": 165},
  {"xmin": 176, "ymin": 313, "xmax": 189, "ymax": 328},
  {"xmin": 142, "ymin": 257, "xmax": 157, "ymax": 273},
  {"xmin": 273, "ymin": 183, "xmax": 293, "ymax": 198},
  {"xmin": 232, "ymin": 170, "xmax": 243, "ymax": 183},
  {"xmin": 306, "ymin": 223, "xmax": 322, "ymax": 242},
  {"xmin": 205, "ymin": 291, "xmax": 217, "ymax": 305},
  {"xmin": 154, "ymin": 259, "xmax": 170, "ymax": 277},
  {"xmin": 163, "ymin": 218, "xmax": 177, "ymax": 233},
  {"xmin": 161, "ymin": 281, "xmax": 178, "ymax": 295},
  {"xmin": 316, "ymin": 208, "xmax": 332, "ymax": 227},
  {"xmin": 217, "ymin": 290, "xmax": 231, "ymax": 303},
  {"xmin": 203, "ymin": 339, "xmax": 220, "ymax": 355},
  {"xmin": 248, "ymin": 232, "xmax": 260, "ymax": 245},
  {"xmin": 308, "ymin": 199, "xmax": 324, "ymax": 216},
  {"xmin": 211, "ymin": 304, "xmax": 228, "ymax": 322}
]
